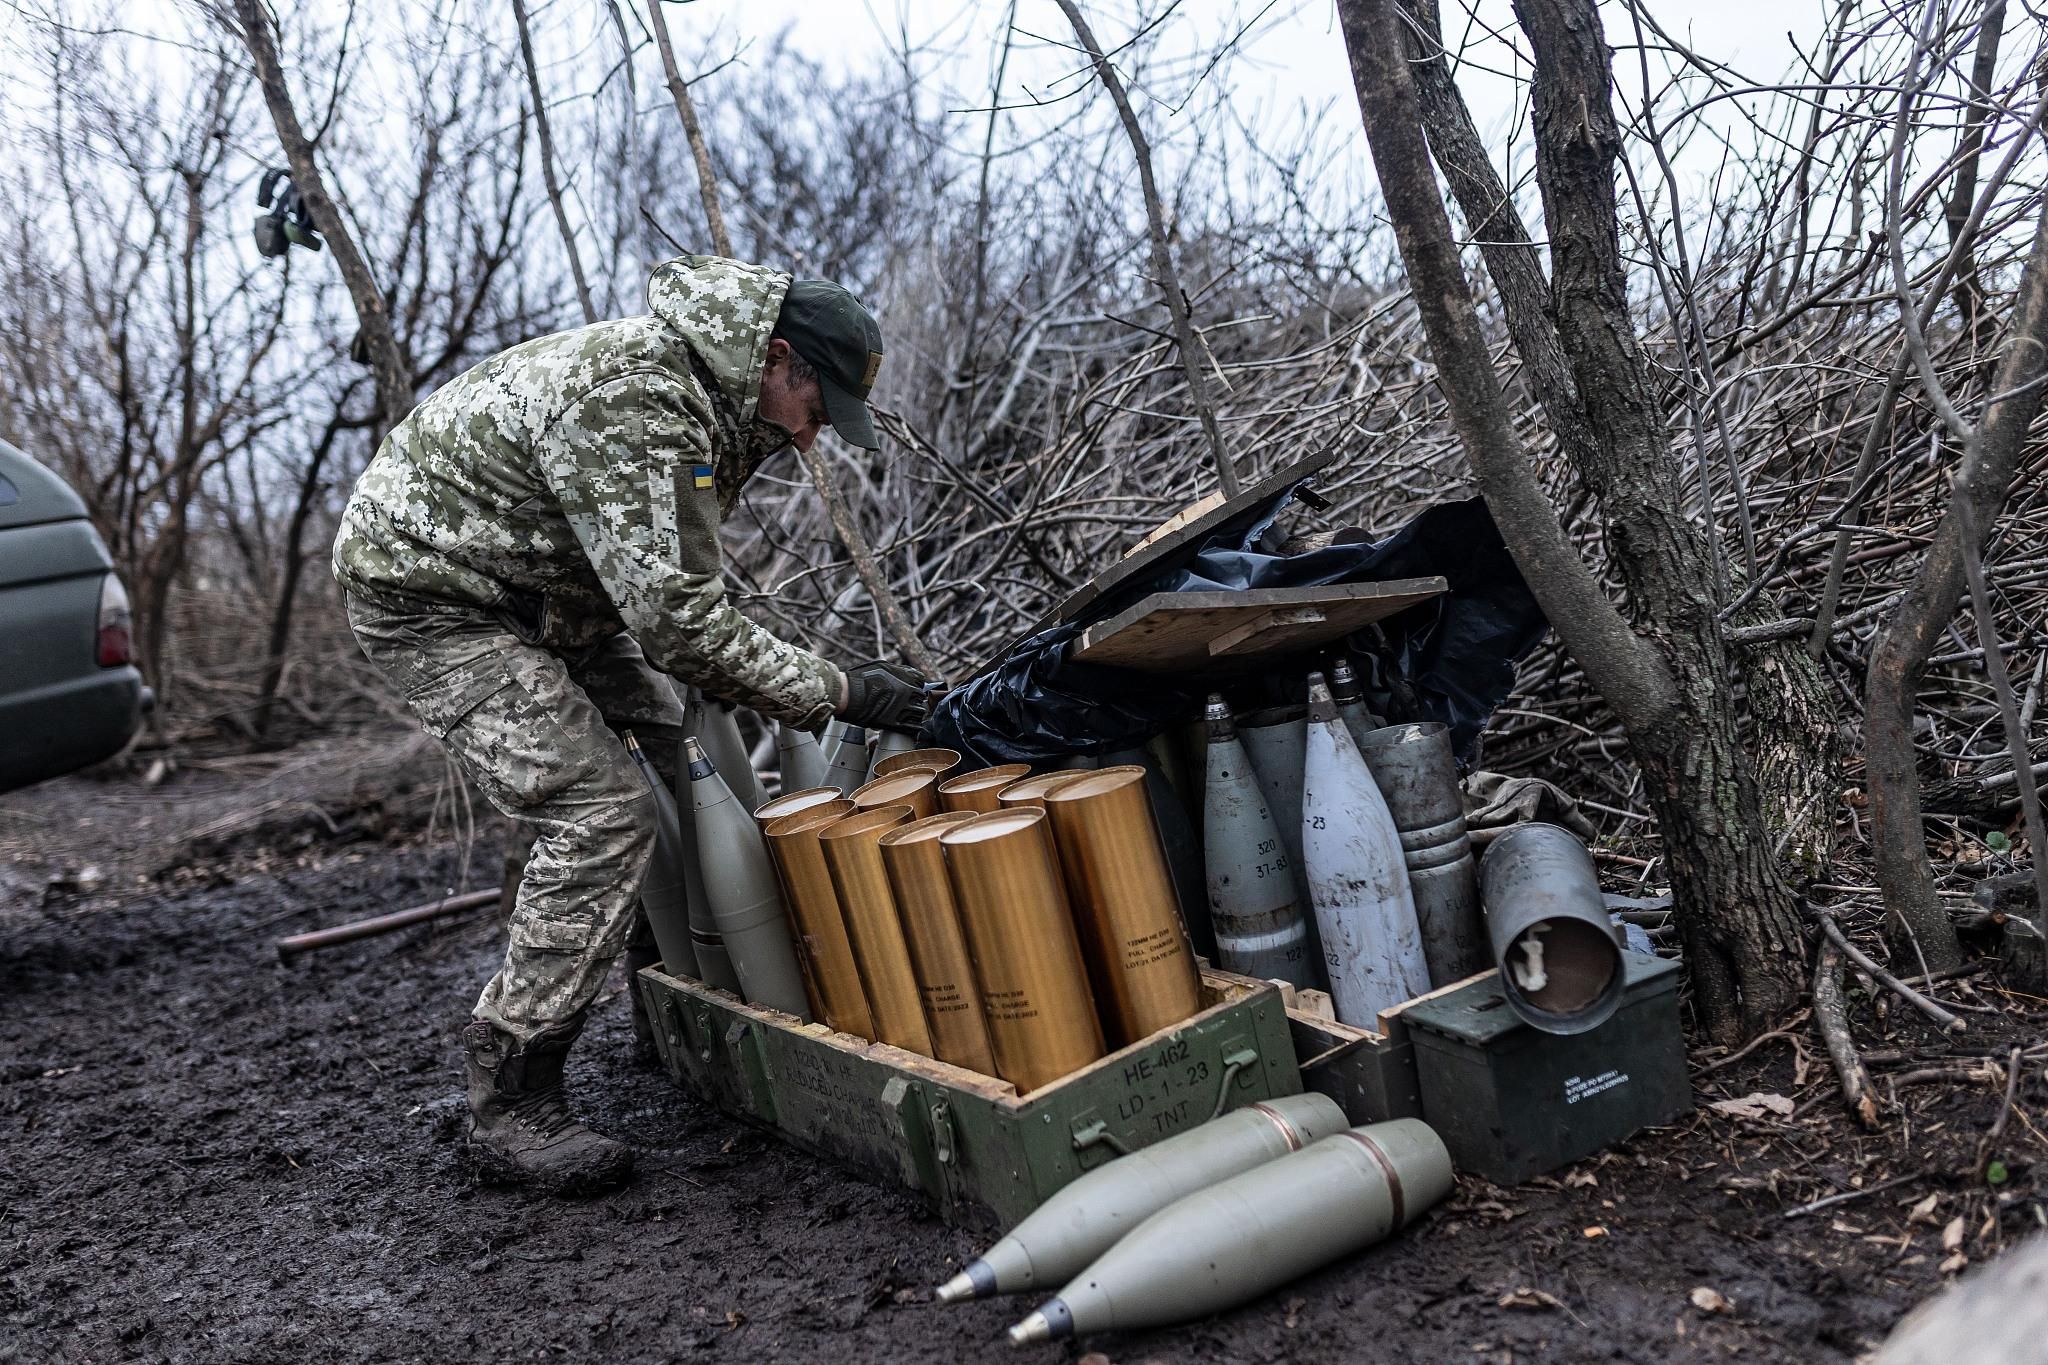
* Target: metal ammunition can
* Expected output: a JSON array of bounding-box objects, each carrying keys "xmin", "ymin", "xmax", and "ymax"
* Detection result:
[{"xmin": 1398, "ymin": 952, "xmax": 1689, "ymax": 1184}]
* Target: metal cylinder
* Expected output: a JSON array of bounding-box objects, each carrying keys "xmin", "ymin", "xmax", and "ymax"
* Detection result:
[
  {"xmin": 754, "ymin": 785, "xmax": 847, "ymax": 828},
  {"xmin": 817, "ymin": 718, "xmax": 848, "ymax": 766},
  {"xmin": 996, "ymin": 770, "xmax": 1094, "ymax": 810},
  {"xmin": 1356, "ymin": 720, "xmax": 1487, "ymax": 986},
  {"xmin": 940, "ymin": 809, "xmax": 1106, "ymax": 1093},
  {"xmin": 937, "ymin": 762, "xmax": 1031, "ymax": 814},
  {"xmin": 873, "ymin": 747, "xmax": 962, "ymax": 780},
  {"xmin": 879, "ymin": 813, "xmax": 1000, "ymax": 1075},
  {"xmin": 937, "ymin": 1093, "xmax": 1349, "ymax": 1303},
  {"xmin": 777, "ymin": 722, "xmax": 826, "ymax": 794},
  {"xmin": 685, "ymin": 738, "xmax": 811, "ymax": 1018},
  {"xmin": 626, "ymin": 732, "xmax": 699, "ymax": 978},
  {"xmin": 852, "ymin": 769, "xmax": 940, "ymax": 821},
  {"xmin": 867, "ymin": 728, "xmax": 921, "ymax": 783},
  {"xmin": 685, "ymin": 688, "xmax": 767, "ymax": 813},
  {"xmin": 1237, "ymin": 704, "xmax": 1309, "ymax": 897},
  {"xmin": 1103, "ymin": 744, "xmax": 1215, "ymax": 961},
  {"xmin": 820, "ymin": 724, "xmax": 873, "ymax": 796},
  {"xmin": 1008, "ymin": 1118, "xmax": 1453, "ymax": 1343},
  {"xmin": 1302, "ymin": 677, "xmax": 1430, "ymax": 1026},
  {"xmin": 1044, "ymin": 768, "xmax": 1204, "ymax": 1047},
  {"xmin": 1201, "ymin": 696, "xmax": 1317, "ymax": 987},
  {"xmin": 762, "ymin": 801, "xmax": 873, "ymax": 1038},
  {"xmin": 1478, "ymin": 822, "xmax": 1625, "ymax": 1034},
  {"xmin": 816, "ymin": 805, "xmax": 934, "ymax": 1056},
  {"xmin": 1328, "ymin": 657, "xmax": 1383, "ymax": 746},
  {"xmin": 672, "ymin": 756, "xmax": 739, "ymax": 994}
]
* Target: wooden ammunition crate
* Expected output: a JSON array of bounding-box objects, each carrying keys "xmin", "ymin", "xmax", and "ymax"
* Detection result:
[{"xmin": 636, "ymin": 963, "xmax": 1302, "ymax": 1232}]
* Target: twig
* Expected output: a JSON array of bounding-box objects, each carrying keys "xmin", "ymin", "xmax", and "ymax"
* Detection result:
[
  {"xmin": 1781, "ymin": 1171, "xmax": 1919, "ymax": 1219},
  {"xmin": 1818, "ymin": 912, "xmax": 1968, "ymax": 1033},
  {"xmin": 1814, "ymin": 938, "xmax": 1881, "ymax": 1127}
]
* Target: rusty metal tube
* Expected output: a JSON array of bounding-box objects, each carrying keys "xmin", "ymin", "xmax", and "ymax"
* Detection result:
[
  {"xmin": 1478, "ymin": 822, "xmax": 1624, "ymax": 1034},
  {"xmin": 937, "ymin": 763, "xmax": 1031, "ymax": 814},
  {"xmin": 941, "ymin": 809, "xmax": 1106, "ymax": 1092},
  {"xmin": 879, "ymin": 813, "xmax": 999, "ymax": 1075},
  {"xmin": 762, "ymin": 800, "xmax": 871, "ymax": 1036},
  {"xmin": 1356, "ymin": 720, "xmax": 1487, "ymax": 986},
  {"xmin": 817, "ymin": 805, "xmax": 934, "ymax": 1056},
  {"xmin": 1044, "ymin": 769, "xmax": 1203, "ymax": 1047}
]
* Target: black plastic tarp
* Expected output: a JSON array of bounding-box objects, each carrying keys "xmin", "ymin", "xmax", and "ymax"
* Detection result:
[{"xmin": 925, "ymin": 489, "xmax": 1548, "ymax": 765}]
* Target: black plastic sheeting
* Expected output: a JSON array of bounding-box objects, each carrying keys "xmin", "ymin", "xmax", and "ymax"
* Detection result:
[{"xmin": 925, "ymin": 490, "xmax": 1548, "ymax": 766}]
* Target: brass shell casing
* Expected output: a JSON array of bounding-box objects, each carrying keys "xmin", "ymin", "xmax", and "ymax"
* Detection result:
[
  {"xmin": 1044, "ymin": 769, "xmax": 1203, "ymax": 1047},
  {"xmin": 851, "ymin": 769, "xmax": 941, "ymax": 821},
  {"xmin": 940, "ymin": 809, "xmax": 1105, "ymax": 1093},
  {"xmin": 878, "ymin": 813, "xmax": 999, "ymax": 1076},
  {"xmin": 936, "ymin": 763, "xmax": 1031, "ymax": 814},
  {"xmin": 995, "ymin": 770, "xmax": 1094, "ymax": 810},
  {"xmin": 873, "ymin": 747, "xmax": 962, "ymax": 780},
  {"xmin": 816, "ymin": 806, "xmax": 934, "ymax": 1057},
  {"xmin": 755, "ymin": 786, "xmax": 849, "ymax": 826},
  {"xmin": 762, "ymin": 801, "xmax": 872, "ymax": 1037}
]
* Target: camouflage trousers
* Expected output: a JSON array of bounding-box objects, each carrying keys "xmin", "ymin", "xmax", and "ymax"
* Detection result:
[{"xmin": 344, "ymin": 593, "xmax": 683, "ymax": 1043}]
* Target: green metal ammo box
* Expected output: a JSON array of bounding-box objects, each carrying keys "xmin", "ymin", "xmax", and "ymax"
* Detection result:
[
  {"xmin": 1398, "ymin": 951, "xmax": 1689, "ymax": 1184},
  {"xmin": 636, "ymin": 963, "xmax": 1302, "ymax": 1232}
]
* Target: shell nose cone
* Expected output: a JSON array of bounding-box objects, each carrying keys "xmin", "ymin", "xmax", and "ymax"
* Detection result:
[
  {"xmin": 1006, "ymin": 1309, "xmax": 1054, "ymax": 1345},
  {"xmin": 935, "ymin": 1271, "xmax": 977, "ymax": 1304}
]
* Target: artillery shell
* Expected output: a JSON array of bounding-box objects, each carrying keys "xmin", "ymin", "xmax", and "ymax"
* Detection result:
[
  {"xmin": 878, "ymin": 813, "xmax": 998, "ymax": 1075},
  {"xmin": 817, "ymin": 805, "xmax": 933, "ymax": 1056}
]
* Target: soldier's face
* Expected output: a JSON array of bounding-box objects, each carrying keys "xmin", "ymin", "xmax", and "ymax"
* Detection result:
[{"xmin": 758, "ymin": 344, "xmax": 828, "ymax": 452}]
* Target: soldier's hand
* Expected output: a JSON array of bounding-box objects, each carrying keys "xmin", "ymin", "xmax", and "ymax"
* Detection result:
[{"xmin": 839, "ymin": 660, "xmax": 933, "ymax": 732}]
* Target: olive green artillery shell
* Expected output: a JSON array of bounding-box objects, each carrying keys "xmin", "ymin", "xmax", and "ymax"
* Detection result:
[{"xmin": 634, "ymin": 963, "xmax": 1302, "ymax": 1232}]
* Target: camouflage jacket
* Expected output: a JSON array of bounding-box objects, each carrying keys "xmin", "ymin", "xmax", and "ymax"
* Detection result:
[{"xmin": 332, "ymin": 255, "xmax": 840, "ymax": 725}]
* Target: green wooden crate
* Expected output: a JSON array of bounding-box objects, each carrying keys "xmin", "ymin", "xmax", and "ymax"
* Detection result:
[{"xmin": 636, "ymin": 963, "xmax": 1303, "ymax": 1232}]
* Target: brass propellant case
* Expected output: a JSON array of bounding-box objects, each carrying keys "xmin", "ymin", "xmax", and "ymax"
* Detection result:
[
  {"xmin": 762, "ymin": 800, "xmax": 873, "ymax": 1038},
  {"xmin": 1044, "ymin": 768, "xmax": 1203, "ymax": 1047},
  {"xmin": 940, "ymin": 809, "xmax": 1106, "ymax": 1093},
  {"xmin": 995, "ymin": 770, "xmax": 1093, "ymax": 810},
  {"xmin": 754, "ymin": 785, "xmax": 850, "ymax": 827},
  {"xmin": 937, "ymin": 763, "xmax": 1031, "ymax": 814},
  {"xmin": 873, "ymin": 747, "xmax": 962, "ymax": 780},
  {"xmin": 816, "ymin": 805, "xmax": 935, "ymax": 1057},
  {"xmin": 852, "ymin": 769, "xmax": 941, "ymax": 821},
  {"xmin": 878, "ymin": 813, "xmax": 999, "ymax": 1076}
]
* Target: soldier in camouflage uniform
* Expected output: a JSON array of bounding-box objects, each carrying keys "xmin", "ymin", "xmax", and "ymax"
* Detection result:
[{"xmin": 334, "ymin": 255, "xmax": 931, "ymax": 1194}]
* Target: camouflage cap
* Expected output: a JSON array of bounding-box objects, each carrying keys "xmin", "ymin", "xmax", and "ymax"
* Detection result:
[{"xmin": 772, "ymin": 279, "xmax": 883, "ymax": 449}]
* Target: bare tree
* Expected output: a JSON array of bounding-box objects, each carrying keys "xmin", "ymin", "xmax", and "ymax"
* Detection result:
[
  {"xmin": 221, "ymin": 0, "xmax": 412, "ymax": 435},
  {"xmin": 1053, "ymin": 0, "xmax": 1242, "ymax": 499},
  {"xmin": 1336, "ymin": 0, "xmax": 1807, "ymax": 1039}
]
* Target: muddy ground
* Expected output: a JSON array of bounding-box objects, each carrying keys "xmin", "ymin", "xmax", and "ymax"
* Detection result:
[{"xmin": 5, "ymin": 754, "xmax": 2043, "ymax": 1364}]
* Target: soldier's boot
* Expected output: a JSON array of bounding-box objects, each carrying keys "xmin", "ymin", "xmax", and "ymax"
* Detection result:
[{"xmin": 460, "ymin": 1016, "xmax": 635, "ymax": 1195}]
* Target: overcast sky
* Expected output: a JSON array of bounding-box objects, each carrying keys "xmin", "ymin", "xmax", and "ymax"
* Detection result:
[{"xmin": 652, "ymin": 0, "xmax": 1832, "ymax": 181}]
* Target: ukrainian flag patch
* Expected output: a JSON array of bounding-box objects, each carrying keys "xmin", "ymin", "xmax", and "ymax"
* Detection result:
[{"xmin": 691, "ymin": 464, "xmax": 714, "ymax": 490}]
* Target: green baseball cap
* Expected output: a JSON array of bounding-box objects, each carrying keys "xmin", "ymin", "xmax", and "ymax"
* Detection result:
[{"xmin": 773, "ymin": 279, "xmax": 884, "ymax": 449}]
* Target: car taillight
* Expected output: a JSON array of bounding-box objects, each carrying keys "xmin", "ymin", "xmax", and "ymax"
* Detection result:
[{"xmin": 97, "ymin": 572, "xmax": 133, "ymax": 667}]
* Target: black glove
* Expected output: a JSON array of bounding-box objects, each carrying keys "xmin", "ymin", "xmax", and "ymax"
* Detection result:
[{"xmin": 840, "ymin": 660, "xmax": 933, "ymax": 732}]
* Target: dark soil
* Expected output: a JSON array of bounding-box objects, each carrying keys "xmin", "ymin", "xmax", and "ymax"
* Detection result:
[{"xmin": 5, "ymin": 773, "xmax": 2044, "ymax": 1364}]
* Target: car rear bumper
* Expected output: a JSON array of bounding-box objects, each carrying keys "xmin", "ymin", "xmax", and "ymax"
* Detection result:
[{"xmin": 0, "ymin": 665, "xmax": 144, "ymax": 794}]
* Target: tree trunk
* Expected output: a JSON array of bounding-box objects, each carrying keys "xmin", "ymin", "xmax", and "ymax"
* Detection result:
[
  {"xmin": 1398, "ymin": 0, "xmax": 1841, "ymax": 872},
  {"xmin": 226, "ymin": 0, "xmax": 412, "ymax": 435},
  {"xmin": 647, "ymin": 0, "xmax": 734, "ymax": 258},
  {"xmin": 1335, "ymin": 0, "xmax": 1806, "ymax": 1040},
  {"xmin": 1865, "ymin": 196, "xmax": 2048, "ymax": 971}
]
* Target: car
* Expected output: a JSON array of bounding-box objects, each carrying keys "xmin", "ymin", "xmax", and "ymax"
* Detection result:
[{"xmin": 0, "ymin": 439, "xmax": 147, "ymax": 794}]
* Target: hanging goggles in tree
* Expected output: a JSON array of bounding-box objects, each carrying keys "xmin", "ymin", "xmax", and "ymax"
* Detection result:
[{"xmin": 253, "ymin": 168, "xmax": 324, "ymax": 257}]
